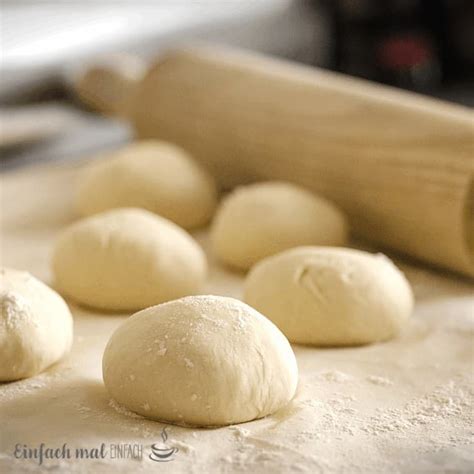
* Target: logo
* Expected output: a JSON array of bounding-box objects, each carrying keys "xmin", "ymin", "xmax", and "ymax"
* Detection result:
[{"xmin": 149, "ymin": 428, "xmax": 178, "ymax": 462}]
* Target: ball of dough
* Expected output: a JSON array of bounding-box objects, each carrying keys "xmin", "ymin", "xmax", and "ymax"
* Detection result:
[
  {"xmin": 211, "ymin": 181, "xmax": 347, "ymax": 270},
  {"xmin": 0, "ymin": 268, "xmax": 73, "ymax": 381},
  {"xmin": 102, "ymin": 295, "xmax": 298, "ymax": 426},
  {"xmin": 52, "ymin": 208, "xmax": 207, "ymax": 311},
  {"xmin": 76, "ymin": 140, "xmax": 218, "ymax": 229},
  {"xmin": 244, "ymin": 247, "xmax": 413, "ymax": 346}
]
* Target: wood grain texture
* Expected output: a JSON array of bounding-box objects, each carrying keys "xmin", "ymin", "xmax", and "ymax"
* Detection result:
[{"xmin": 131, "ymin": 46, "xmax": 474, "ymax": 277}]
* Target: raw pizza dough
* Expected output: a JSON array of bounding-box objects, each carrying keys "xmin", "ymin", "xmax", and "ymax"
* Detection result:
[
  {"xmin": 102, "ymin": 295, "xmax": 298, "ymax": 426},
  {"xmin": 211, "ymin": 181, "xmax": 347, "ymax": 270},
  {"xmin": 2, "ymin": 164, "xmax": 473, "ymax": 473},
  {"xmin": 244, "ymin": 247, "xmax": 413, "ymax": 346},
  {"xmin": 52, "ymin": 208, "xmax": 207, "ymax": 312},
  {"xmin": 0, "ymin": 268, "xmax": 73, "ymax": 381},
  {"xmin": 76, "ymin": 140, "xmax": 218, "ymax": 229}
]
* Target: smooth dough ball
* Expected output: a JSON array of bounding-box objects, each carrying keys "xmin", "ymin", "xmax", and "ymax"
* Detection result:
[
  {"xmin": 52, "ymin": 208, "xmax": 207, "ymax": 311},
  {"xmin": 0, "ymin": 268, "xmax": 73, "ymax": 381},
  {"xmin": 211, "ymin": 182, "xmax": 347, "ymax": 270},
  {"xmin": 102, "ymin": 295, "xmax": 298, "ymax": 426},
  {"xmin": 244, "ymin": 247, "xmax": 413, "ymax": 346},
  {"xmin": 76, "ymin": 140, "xmax": 218, "ymax": 229}
]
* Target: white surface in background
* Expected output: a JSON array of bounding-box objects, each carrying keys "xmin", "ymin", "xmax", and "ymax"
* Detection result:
[
  {"xmin": 0, "ymin": 1, "xmax": 327, "ymax": 97},
  {"xmin": 3, "ymin": 5, "xmax": 226, "ymax": 67}
]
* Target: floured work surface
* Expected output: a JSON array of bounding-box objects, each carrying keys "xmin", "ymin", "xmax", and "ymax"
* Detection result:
[{"xmin": 0, "ymin": 163, "xmax": 473, "ymax": 473}]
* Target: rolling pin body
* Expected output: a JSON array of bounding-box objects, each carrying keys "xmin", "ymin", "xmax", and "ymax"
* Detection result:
[{"xmin": 132, "ymin": 46, "xmax": 474, "ymax": 277}]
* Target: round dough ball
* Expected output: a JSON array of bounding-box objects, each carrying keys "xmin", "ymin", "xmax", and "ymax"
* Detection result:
[
  {"xmin": 0, "ymin": 268, "xmax": 73, "ymax": 381},
  {"xmin": 76, "ymin": 140, "xmax": 218, "ymax": 229},
  {"xmin": 244, "ymin": 247, "xmax": 413, "ymax": 346},
  {"xmin": 211, "ymin": 181, "xmax": 347, "ymax": 270},
  {"xmin": 102, "ymin": 295, "xmax": 298, "ymax": 426},
  {"xmin": 52, "ymin": 208, "xmax": 207, "ymax": 311}
]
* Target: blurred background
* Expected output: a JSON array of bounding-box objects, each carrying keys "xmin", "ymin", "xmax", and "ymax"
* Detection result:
[{"xmin": 1, "ymin": 0, "xmax": 473, "ymax": 169}]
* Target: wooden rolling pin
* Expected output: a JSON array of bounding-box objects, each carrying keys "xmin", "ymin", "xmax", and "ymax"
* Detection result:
[{"xmin": 76, "ymin": 46, "xmax": 474, "ymax": 277}]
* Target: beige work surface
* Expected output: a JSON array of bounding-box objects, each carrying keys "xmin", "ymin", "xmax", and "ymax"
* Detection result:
[{"xmin": 1, "ymin": 163, "xmax": 473, "ymax": 473}]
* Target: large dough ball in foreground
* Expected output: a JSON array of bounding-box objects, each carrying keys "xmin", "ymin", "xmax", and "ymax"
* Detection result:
[
  {"xmin": 0, "ymin": 268, "xmax": 73, "ymax": 381},
  {"xmin": 76, "ymin": 140, "xmax": 218, "ymax": 229},
  {"xmin": 244, "ymin": 247, "xmax": 413, "ymax": 346},
  {"xmin": 102, "ymin": 295, "xmax": 298, "ymax": 426},
  {"xmin": 211, "ymin": 182, "xmax": 347, "ymax": 270},
  {"xmin": 52, "ymin": 208, "xmax": 207, "ymax": 311}
]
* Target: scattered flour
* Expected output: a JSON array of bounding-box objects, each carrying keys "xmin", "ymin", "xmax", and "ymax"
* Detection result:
[
  {"xmin": 361, "ymin": 379, "xmax": 473, "ymax": 438},
  {"xmin": 366, "ymin": 375, "xmax": 394, "ymax": 386},
  {"xmin": 1, "ymin": 291, "xmax": 32, "ymax": 329},
  {"xmin": 230, "ymin": 426, "xmax": 250, "ymax": 440},
  {"xmin": 319, "ymin": 370, "xmax": 354, "ymax": 383},
  {"xmin": 156, "ymin": 347, "xmax": 167, "ymax": 356},
  {"xmin": 169, "ymin": 439, "xmax": 195, "ymax": 454},
  {"xmin": 107, "ymin": 398, "xmax": 143, "ymax": 419}
]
